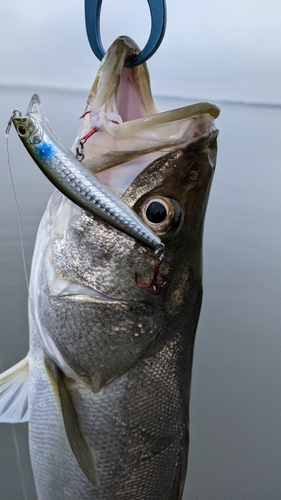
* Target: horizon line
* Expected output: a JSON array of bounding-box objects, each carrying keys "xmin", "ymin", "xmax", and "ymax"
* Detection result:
[{"xmin": 1, "ymin": 82, "xmax": 281, "ymax": 110}]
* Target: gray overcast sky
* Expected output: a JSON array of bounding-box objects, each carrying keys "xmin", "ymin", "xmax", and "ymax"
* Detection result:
[{"xmin": 1, "ymin": 0, "xmax": 281, "ymax": 103}]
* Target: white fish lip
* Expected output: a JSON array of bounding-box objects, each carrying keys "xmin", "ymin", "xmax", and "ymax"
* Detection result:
[{"xmin": 49, "ymin": 279, "xmax": 123, "ymax": 304}]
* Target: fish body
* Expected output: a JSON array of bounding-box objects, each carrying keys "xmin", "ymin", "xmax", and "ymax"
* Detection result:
[{"xmin": 0, "ymin": 37, "xmax": 219, "ymax": 499}]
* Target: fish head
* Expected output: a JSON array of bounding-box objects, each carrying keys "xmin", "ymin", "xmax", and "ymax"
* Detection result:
[
  {"xmin": 34, "ymin": 37, "xmax": 219, "ymax": 391},
  {"xmin": 122, "ymin": 127, "xmax": 219, "ymax": 315}
]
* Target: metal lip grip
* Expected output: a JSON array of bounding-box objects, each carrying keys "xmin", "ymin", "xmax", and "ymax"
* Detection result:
[{"xmin": 84, "ymin": 0, "xmax": 167, "ymax": 67}]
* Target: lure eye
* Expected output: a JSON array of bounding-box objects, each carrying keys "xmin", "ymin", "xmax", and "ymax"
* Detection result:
[
  {"xmin": 18, "ymin": 125, "xmax": 26, "ymax": 136},
  {"xmin": 139, "ymin": 196, "xmax": 179, "ymax": 235}
]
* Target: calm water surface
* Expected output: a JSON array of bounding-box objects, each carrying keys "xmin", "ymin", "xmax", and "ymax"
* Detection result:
[{"xmin": 0, "ymin": 86, "xmax": 280, "ymax": 499}]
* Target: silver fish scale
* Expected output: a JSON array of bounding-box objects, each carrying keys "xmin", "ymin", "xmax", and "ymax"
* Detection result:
[
  {"xmin": 68, "ymin": 336, "xmax": 185, "ymax": 500},
  {"xmin": 114, "ymin": 337, "xmax": 186, "ymax": 500},
  {"xmin": 29, "ymin": 321, "xmax": 130, "ymax": 499},
  {"xmin": 29, "ymin": 327, "xmax": 188, "ymax": 500}
]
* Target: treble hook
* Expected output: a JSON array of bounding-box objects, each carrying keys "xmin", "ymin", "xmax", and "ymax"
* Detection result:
[
  {"xmin": 135, "ymin": 255, "xmax": 167, "ymax": 295},
  {"xmin": 84, "ymin": 0, "xmax": 167, "ymax": 67}
]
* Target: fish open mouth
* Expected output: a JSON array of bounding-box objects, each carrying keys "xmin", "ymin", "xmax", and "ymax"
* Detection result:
[{"xmin": 74, "ymin": 36, "xmax": 220, "ymax": 195}]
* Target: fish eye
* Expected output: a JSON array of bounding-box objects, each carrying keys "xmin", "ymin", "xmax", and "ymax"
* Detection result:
[
  {"xmin": 139, "ymin": 196, "xmax": 179, "ymax": 235},
  {"xmin": 146, "ymin": 201, "xmax": 167, "ymax": 223},
  {"xmin": 18, "ymin": 125, "xmax": 26, "ymax": 136}
]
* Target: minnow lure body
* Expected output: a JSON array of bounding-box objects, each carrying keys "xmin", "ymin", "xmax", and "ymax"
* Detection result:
[{"xmin": 12, "ymin": 94, "xmax": 163, "ymax": 253}]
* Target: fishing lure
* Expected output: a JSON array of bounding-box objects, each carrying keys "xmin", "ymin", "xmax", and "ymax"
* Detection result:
[{"xmin": 9, "ymin": 94, "xmax": 164, "ymax": 256}]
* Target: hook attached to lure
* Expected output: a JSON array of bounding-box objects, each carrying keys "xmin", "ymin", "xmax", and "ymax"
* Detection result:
[
  {"xmin": 135, "ymin": 244, "xmax": 167, "ymax": 294},
  {"xmin": 84, "ymin": 0, "xmax": 166, "ymax": 67}
]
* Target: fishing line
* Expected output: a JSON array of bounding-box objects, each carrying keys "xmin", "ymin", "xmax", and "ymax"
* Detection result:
[
  {"xmin": 3, "ymin": 126, "xmax": 29, "ymax": 500},
  {"xmin": 5, "ymin": 133, "xmax": 29, "ymax": 292}
]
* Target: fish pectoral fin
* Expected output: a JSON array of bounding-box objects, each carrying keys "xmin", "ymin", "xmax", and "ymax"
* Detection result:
[
  {"xmin": 0, "ymin": 355, "xmax": 29, "ymax": 423},
  {"xmin": 45, "ymin": 358, "xmax": 100, "ymax": 488}
]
